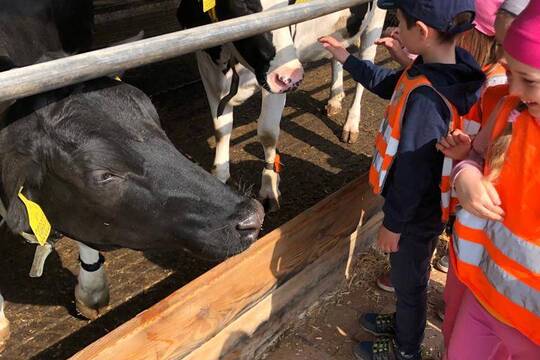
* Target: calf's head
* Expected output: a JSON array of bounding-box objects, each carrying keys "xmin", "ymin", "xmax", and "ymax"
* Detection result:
[
  {"xmin": 178, "ymin": 0, "xmax": 304, "ymax": 93},
  {"xmin": 0, "ymin": 79, "xmax": 263, "ymax": 260}
]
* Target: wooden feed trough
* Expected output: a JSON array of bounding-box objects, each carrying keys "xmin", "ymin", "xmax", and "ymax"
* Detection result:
[{"xmin": 71, "ymin": 174, "xmax": 383, "ymax": 359}]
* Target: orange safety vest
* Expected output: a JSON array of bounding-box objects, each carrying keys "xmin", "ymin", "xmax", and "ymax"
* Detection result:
[
  {"xmin": 461, "ymin": 63, "xmax": 508, "ymax": 136},
  {"xmin": 447, "ymin": 63, "xmax": 509, "ymax": 216},
  {"xmin": 451, "ymin": 96, "xmax": 540, "ymax": 344},
  {"xmin": 369, "ymin": 67, "xmax": 460, "ymax": 222}
]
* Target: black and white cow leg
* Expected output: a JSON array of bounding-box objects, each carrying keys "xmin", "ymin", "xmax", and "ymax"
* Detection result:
[
  {"xmin": 342, "ymin": 6, "xmax": 387, "ymax": 144},
  {"xmin": 74, "ymin": 242, "xmax": 109, "ymax": 320},
  {"xmin": 211, "ymin": 103, "xmax": 234, "ymax": 184},
  {"xmin": 326, "ymin": 59, "xmax": 346, "ymax": 118},
  {"xmin": 196, "ymin": 51, "xmax": 235, "ymax": 184},
  {"xmin": 258, "ymin": 90, "xmax": 286, "ymax": 213},
  {"xmin": 0, "ymin": 292, "xmax": 9, "ymax": 352}
]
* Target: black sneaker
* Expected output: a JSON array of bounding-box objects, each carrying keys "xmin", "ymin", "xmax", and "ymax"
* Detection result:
[
  {"xmin": 353, "ymin": 338, "xmax": 422, "ymax": 360},
  {"xmin": 359, "ymin": 313, "xmax": 395, "ymax": 336}
]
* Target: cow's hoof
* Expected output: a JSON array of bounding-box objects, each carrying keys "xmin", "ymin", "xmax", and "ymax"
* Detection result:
[
  {"xmin": 341, "ymin": 130, "xmax": 360, "ymax": 144},
  {"xmin": 75, "ymin": 283, "xmax": 110, "ymax": 320},
  {"xmin": 260, "ymin": 197, "xmax": 280, "ymax": 213},
  {"xmin": 0, "ymin": 319, "xmax": 10, "ymax": 353},
  {"xmin": 325, "ymin": 103, "xmax": 342, "ymax": 118},
  {"xmin": 75, "ymin": 298, "xmax": 108, "ymax": 320}
]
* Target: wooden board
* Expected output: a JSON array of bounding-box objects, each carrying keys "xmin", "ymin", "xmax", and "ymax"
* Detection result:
[
  {"xmin": 71, "ymin": 175, "xmax": 382, "ymax": 360},
  {"xmin": 185, "ymin": 212, "xmax": 384, "ymax": 360}
]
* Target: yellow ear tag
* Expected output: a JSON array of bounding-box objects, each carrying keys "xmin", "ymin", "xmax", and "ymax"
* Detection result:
[
  {"xmin": 295, "ymin": 0, "xmax": 310, "ymax": 3},
  {"xmin": 17, "ymin": 188, "xmax": 51, "ymax": 246},
  {"xmin": 203, "ymin": 0, "xmax": 216, "ymax": 12}
]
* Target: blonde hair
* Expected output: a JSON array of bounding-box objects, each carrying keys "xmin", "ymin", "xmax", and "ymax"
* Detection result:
[
  {"xmin": 486, "ymin": 133, "xmax": 512, "ymax": 182},
  {"xmin": 457, "ymin": 28, "xmax": 499, "ymax": 67}
]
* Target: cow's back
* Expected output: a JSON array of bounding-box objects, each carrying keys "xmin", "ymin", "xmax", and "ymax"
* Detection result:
[{"xmin": 0, "ymin": 0, "xmax": 93, "ymax": 68}]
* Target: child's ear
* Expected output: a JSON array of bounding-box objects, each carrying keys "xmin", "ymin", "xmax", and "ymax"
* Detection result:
[{"xmin": 416, "ymin": 21, "xmax": 430, "ymax": 40}]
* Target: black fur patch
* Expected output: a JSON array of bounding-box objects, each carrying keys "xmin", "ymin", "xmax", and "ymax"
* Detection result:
[{"xmin": 346, "ymin": 1, "xmax": 373, "ymax": 38}]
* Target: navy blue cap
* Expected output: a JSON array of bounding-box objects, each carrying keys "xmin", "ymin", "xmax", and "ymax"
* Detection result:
[{"xmin": 378, "ymin": 0, "xmax": 476, "ymax": 34}]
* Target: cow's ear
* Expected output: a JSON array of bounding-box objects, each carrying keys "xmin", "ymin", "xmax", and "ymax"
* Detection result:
[
  {"xmin": 0, "ymin": 117, "xmax": 46, "ymax": 235},
  {"xmin": 5, "ymin": 186, "xmax": 32, "ymax": 234},
  {"xmin": 2, "ymin": 154, "xmax": 45, "ymax": 235}
]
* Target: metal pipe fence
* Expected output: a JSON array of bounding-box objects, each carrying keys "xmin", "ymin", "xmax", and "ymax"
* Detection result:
[{"xmin": 0, "ymin": 0, "xmax": 371, "ymax": 102}]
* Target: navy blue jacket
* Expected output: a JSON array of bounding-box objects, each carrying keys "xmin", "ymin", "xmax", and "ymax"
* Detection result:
[{"xmin": 343, "ymin": 48, "xmax": 485, "ymax": 234}]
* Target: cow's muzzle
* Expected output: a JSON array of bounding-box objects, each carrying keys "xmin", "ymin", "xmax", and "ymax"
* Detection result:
[
  {"xmin": 266, "ymin": 65, "xmax": 304, "ymax": 94},
  {"xmin": 235, "ymin": 199, "xmax": 264, "ymax": 244}
]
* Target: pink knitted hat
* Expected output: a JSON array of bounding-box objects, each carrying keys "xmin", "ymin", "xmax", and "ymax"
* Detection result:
[
  {"xmin": 473, "ymin": 0, "xmax": 505, "ymax": 36},
  {"xmin": 503, "ymin": 0, "xmax": 540, "ymax": 69}
]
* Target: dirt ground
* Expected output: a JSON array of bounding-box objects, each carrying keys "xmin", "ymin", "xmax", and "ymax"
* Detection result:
[
  {"xmin": 263, "ymin": 247, "xmax": 449, "ymax": 360},
  {"xmin": 0, "ymin": 6, "xmax": 447, "ymax": 360}
]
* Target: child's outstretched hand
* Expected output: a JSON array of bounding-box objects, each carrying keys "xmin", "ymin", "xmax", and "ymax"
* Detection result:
[
  {"xmin": 318, "ymin": 36, "xmax": 350, "ymax": 64},
  {"xmin": 436, "ymin": 129, "xmax": 472, "ymax": 161},
  {"xmin": 454, "ymin": 167, "xmax": 505, "ymax": 221},
  {"xmin": 376, "ymin": 225, "xmax": 400, "ymax": 253},
  {"xmin": 375, "ymin": 37, "xmax": 412, "ymax": 67}
]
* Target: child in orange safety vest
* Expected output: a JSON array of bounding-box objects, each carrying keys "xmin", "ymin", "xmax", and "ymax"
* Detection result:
[
  {"xmin": 446, "ymin": 1, "xmax": 540, "ymax": 357},
  {"xmin": 436, "ymin": 0, "xmax": 530, "ymax": 356},
  {"xmin": 319, "ymin": 1, "xmax": 485, "ymax": 359},
  {"xmin": 374, "ymin": 0, "xmax": 512, "ymax": 298}
]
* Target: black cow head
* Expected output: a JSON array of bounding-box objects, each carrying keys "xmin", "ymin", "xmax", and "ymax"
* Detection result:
[
  {"xmin": 177, "ymin": 0, "xmax": 304, "ymax": 93},
  {"xmin": 0, "ymin": 78, "xmax": 263, "ymax": 260}
]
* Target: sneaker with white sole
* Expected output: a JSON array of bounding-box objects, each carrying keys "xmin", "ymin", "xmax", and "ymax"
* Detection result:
[{"xmin": 376, "ymin": 272, "xmax": 395, "ymax": 293}]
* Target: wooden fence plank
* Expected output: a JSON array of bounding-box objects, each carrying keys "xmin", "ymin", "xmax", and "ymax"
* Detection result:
[
  {"xmin": 185, "ymin": 212, "xmax": 383, "ymax": 359},
  {"xmin": 71, "ymin": 175, "xmax": 381, "ymax": 360}
]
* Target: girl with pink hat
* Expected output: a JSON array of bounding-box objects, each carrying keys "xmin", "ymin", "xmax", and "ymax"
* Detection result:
[
  {"xmin": 445, "ymin": 1, "xmax": 540, "ymax": 357},
  {"xmin": 458, "ymin": 0, "xmax": 505, "ymax": 67}
]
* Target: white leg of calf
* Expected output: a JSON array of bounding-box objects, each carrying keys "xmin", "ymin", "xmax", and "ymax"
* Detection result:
[
  {"xmin": 75, "ymin": 242, "xmax": 109, "ymax": 320},
  {"xmin": 326, "ymin": 60, "xmax": 345, "ymax": 117},
  {"xmin": 257, "ymin": 90, "xmax": 286, "ymax": 212},
  {"xmin": 212, "ymin": 105, "xmax": 234, "ymax": 183},
  {"xmin": 0, "ymin": 293, "xmax": 9, "ymax": 352},
  {"xmin": 343, "ymin": 7, "xmax": 387, "ymax": 144}
]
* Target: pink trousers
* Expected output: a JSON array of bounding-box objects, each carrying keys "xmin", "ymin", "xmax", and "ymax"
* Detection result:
[
  {"xmin": 447, "ymin": 289, "xmax": 540, "ymax": 359},
  {"xmin": 442, "ymin": 260, "xmax": 466, "ymax": 350}
]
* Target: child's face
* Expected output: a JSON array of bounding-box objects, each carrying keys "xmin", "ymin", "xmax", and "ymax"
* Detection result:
[
  {"xmin": 396, "ymin": 9, "xmax": 424, "ymax": 54},
  {"xmin": 507, "ymin": 53, "xmax": 540, "ymax": 118}
]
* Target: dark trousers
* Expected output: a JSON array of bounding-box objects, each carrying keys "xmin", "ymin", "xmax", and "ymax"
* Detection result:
[{"xmin": 390, "ymin": 228, "xmax": 439, "ymax": 355}]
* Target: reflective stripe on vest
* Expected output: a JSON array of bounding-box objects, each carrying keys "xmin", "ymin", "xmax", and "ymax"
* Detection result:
[
  {"xmin": 369, "ymin": 67, "xmax": 459, "ymax": 222},
  {"xmin": 451, "ymin": 97, "xmax": 540, "ymax": 344},
  {"xmin": 453, "ymin": 228, "xmax": 539, "ymax": 316}
]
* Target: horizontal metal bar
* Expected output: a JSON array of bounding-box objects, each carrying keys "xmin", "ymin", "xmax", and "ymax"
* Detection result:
[{"xmin": 0, "ymin": 0, "xmax": 370, "ymax": 102}]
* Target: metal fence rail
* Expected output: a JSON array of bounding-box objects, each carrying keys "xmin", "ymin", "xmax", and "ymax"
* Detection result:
[{"xmin": 0, "ymin": 0, "xmax": 370, "ymax": 102}]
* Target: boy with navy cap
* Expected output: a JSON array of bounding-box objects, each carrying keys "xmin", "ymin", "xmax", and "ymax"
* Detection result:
[{"xmin": 320, "ymin": 1, "xmax": 485, "ymax": 359}]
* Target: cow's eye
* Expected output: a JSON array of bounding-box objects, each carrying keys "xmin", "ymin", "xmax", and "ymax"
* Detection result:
[{"xmin": 94, "ymin": 171, "xmax": 119, "ymax": 185}]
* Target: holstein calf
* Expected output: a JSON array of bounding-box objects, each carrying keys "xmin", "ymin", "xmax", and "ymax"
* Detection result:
[
  {"xmin": 177, "ymin": 0, "xmax": 386, "ymax": 211},
  {"xmin": 0, "ymin": 0, "xmax": 263, "ymax": 349}
]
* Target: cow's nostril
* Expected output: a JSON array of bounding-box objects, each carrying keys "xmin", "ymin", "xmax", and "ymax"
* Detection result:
[
  {"xmin": 236, "ymin": 212, "xmax": 262, "ymax": 232},
  {"xmin": 236, "ymin": 199, "xmax": 264, "ymax": 242}
]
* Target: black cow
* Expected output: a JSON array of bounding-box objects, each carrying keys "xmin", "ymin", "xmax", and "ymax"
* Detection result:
[{"xmin": 0, "ymin": 0, "xmax": 263, "ymax": 348}]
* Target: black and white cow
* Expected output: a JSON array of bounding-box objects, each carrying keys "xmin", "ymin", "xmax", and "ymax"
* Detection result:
[
  {"xmin": 0, "ymin": 0, "xmax": 263, "ymax": 350},
  {"xmin": 177, "ymin": 0, "xmax": 386, "ymax": 211}
]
